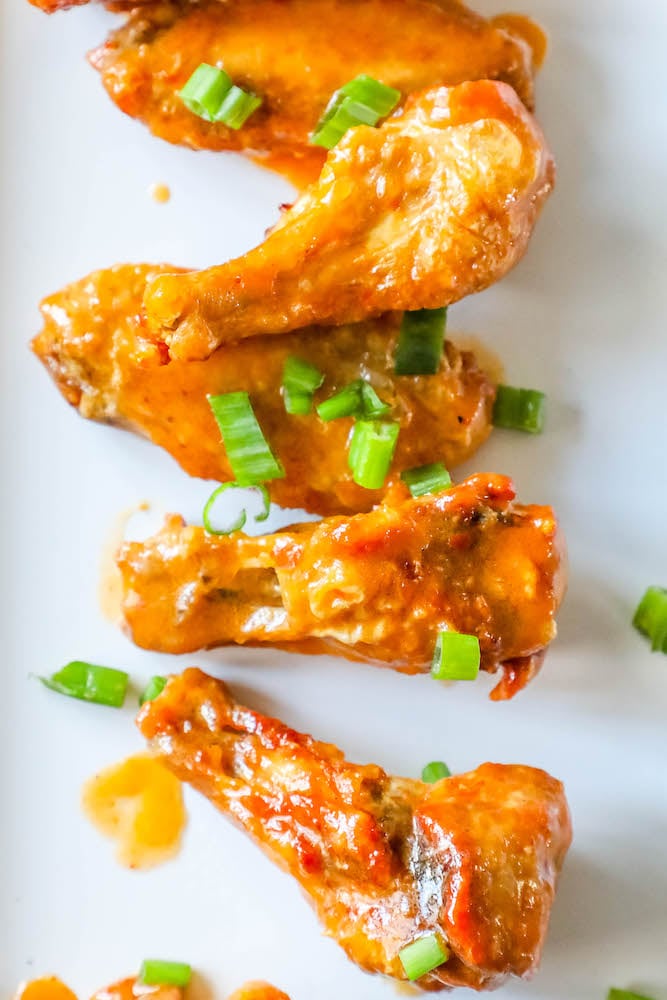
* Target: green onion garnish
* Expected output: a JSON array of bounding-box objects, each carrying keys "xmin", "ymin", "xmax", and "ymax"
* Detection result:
[
  {"xmin": 492, "ymin": 385, "xmax": 545, "ymax": 434},
  {"xmin": 316, "ymin": 381, "xmax": 364, "ymax": 421},
  {"xmin": 282, "ymin": 356, "xmax": 324, "ymax": 416},
  {"xmin": 607, "ymin": 991, "xmax": 655, "ymax": 1000},
  {"xmin": 311, "ymin": 74, "xmax": 400, "ymax": 149},
  {"xmin": 139, "ymin": 960, "xmax": 192, "ymax": 988},
  {"xmin": 139, "ymin": 676, "xmax": 167, "ymax": 706},
  {"xmin": 431, "ymin": 632, "xmax": 480, "ymax": 681},
  {"xmin": 39, "ymin": 661, "xmax": 129, "ymax": 708},
  {"xmin": 348, "ymin": 419, "xmax": 399, "ymax": 489},
  {"xmin": 394, "ymin": 308, "xmax": 448, "ymax": 376},
  {"xmin": 360, "ymin": 381, "xmax": 391, "ymax": 418},
  {"xmin": 179, "ymin": 63, "xmax": 232, "ymax": 121},
  {"xmin": 401, "ymin": 463, "xmax": 452, "ymax": 498},
  {"xmin": 208, "ymin": 392, "xmax": 284, "ymax": 485},
  {"xmin": 214, "ymin": 85, "xmax": 262, "ymax": 130},
  {"xmin": 179, "ymin": 63, "xmax": 261, "ymax": 128},
  {"xmin": 202, "ymin": 481, "xmax": 270, "ymax": 535},
  {"xmin": 421, "ymin": 761, "xmax": 451, "ymax": 783},
  {"xmin": 633, "ymin": 586, "xmax": 667, "ymax": 653},
  {"xmin": 398, "ymin": 933, "xmax": 449, "ymax": 981}
]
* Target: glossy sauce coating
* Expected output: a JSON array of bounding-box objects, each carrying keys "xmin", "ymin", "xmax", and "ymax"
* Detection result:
[
  {"xmin": 89, "ymin": 0, "xmax": 536, "ymax": 168},
  {"xmin": 33, "ymin": 262, "xmax": 495, "ymax": 516},
  {"xmin": 138, "ymin": 669, "xmax": 572, "ymax": 990},
  {"xmin": 16, "ymin": 978, "xmax": 285, "ymax": 1000},
  {"xmin": 144, "ymin": 81, "xmax": 555, "ymax": 360},
  {"xmin": 81, "ymin": 752, "xmax": 186, "ymax": 869},
  {"xmin": 118, "ymin": 474, "xmax": 566, "ymax": 699}
]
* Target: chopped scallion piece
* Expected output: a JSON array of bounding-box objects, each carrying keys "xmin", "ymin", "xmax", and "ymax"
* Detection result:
[
  {"xmin": 632, "ymin": 586, "xmax": 667, "ymax": 653},
  {"xmin": 139, "ymin": 676, "xmax": 167, "ymax": 706},
  {"xmin": 316, "ymin": 381, "xmax": 364, "ymax": 421},
  {"xmin": 311, "ymin": 75, "xmax": 400, "ymax": 149},
  {"xmin": 139, "ymin": 960, "xmax": 192, "ymax": 988},
  {"xmin": 348, "ymin": 419, "xmax": 399, "ymax": 489},
  {"xmin": 39, "ymin": 661, "xmax": 129, "ymax": 708},
  {"xmin": 421, "ymin": 761, "xmax": 451, "ymax": 783},
  {"xmin": 607, "ymin": 991, "xmax": 655, "ymax": 1000},
  {"xmin": 492, "ymin": 385, "xmax": 545, "ymax": 434},
  {"xmin": 208, "ymin": 392, "xmax": 284, "ymax": 485},
  {"xmin": 398, "ymin": 933, "xmax": 449, "ymax": 981},
  {"xmin": 179, "ymin": 63, "xmax": 232, "ymax": 120},
  {"xmin": 360, "ymin": 381, "xmax": 391, "ymax": 418},
  {"xmin": 401, "ymin": 462, "xmax": 452, "ymax": 498},
  {"xmin": 202, "ymin": 481, "xmax": 271, "ymax": 535},
  {"xmin": 431, "ymin": 632, "xmax": 480, "ymax": 681},
  {"xmin": 282, "ymin": 356, "xmax": 325, "ymax": 415},
  {"xmin": 213, "ymin": 85, "xmax": 262, "ymax": 129},
  {"xmin": 394, "ymin": 308, "xmax": 447, "ymax": 375}
]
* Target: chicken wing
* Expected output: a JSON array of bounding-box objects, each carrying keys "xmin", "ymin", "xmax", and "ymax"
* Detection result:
[
  {"xmin": 87, "ymin": 0, "xmax": 539, "ymax": 177},
  {"xmin": 138, "ymin": 669, "xmax": 572, "ymax": 989},
  {"xmin": 91, "ymin": 979, "xmax": 287, "ymax": 1000},
  {"xmin": 144, "ymin": 81, "xmax": 554, "ymax": 361},
  {"xmin": 33, "ymin": 262, "xmax": 495, "ymax": 516},
  {"xmin": 118, "ymin": 473, "xmax": 565, "ymax": 700}
]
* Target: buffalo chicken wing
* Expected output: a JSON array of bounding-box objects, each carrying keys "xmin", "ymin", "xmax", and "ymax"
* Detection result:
[
  {"xmin": 144, "ymin": 81, "xmax": 554, "ymax": 361},
  {"xmin": 33, "ymin": 263, "xmax": 495, "ymax": 516},
  {"xmin": 88, "ymin": 0, "xmax": 538, "ymax": 172},
  {"xmin": 118, "ymin": 474, "xmax": 565, "ymax": 700},
  {"xmin": 138, "ymin": 669, "xmax": 572, "ymax": 989}
]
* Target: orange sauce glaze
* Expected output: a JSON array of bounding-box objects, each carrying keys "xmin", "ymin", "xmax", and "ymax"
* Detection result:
[
  {"xmin": 492, "ymin": 14, "xmax": 548, "ymax": 69},
  {"xmin": 81, "ymin": 752, "xmax": 186, "ymax": 870},
  {"xmin": 15, "ymin": 980, "xmax": 78, "ymax": 1000}
]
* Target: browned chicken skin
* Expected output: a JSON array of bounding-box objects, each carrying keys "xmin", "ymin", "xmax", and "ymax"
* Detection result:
[
  {"xmin": 32, "ymin": 263, "xmax": 495, "ymax": 516},
  {"xmin": 87, "ymin": 0, "xmax": 538, "ymax": 175},
  {"xmin": 118, "ymin": 474, "xmax": 565, "ymax": 700},
  {"xmin": 145, "ymin": 81, "xmax": 554, "ymax": 361},
  {"xmin": 138, "ymin": 669, "xmax": 572, "ymax": 990}
]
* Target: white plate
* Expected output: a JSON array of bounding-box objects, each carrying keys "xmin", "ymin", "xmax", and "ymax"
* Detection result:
[{"xmin": 1, "ymin": 1, "xmax": 666, "ymax": 998}]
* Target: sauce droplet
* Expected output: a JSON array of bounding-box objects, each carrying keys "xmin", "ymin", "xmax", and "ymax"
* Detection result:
[
  {"xmin": 149, "ymin": 182, "xmax": 171, "ymax": 204},
  {"xmin": 82, "ymin": 752, "xmax": 186, "ymax": 870},
  {"xmin": 99, "ymin": 503, "xmax": 150, "ymax": 624},
  {"xmin": 453, "ymin": 333, "xmax": 505, "ymax": 385},
  {"xmin": 15, "ymin": 980, "xmax": 78, "ymax": 1000}
]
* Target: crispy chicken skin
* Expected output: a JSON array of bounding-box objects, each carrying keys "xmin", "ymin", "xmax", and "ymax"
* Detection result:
[
  {"xmin": 118, "ymin": 474, "xmax": 565, "ymax": 700},
  {"xmin": 88, "ymin": 0, "xmax": 537, "ymax": 172},
  {"xmin": 32, "ymin": 263, "xmax": 495, "ymax": 517},
  {"xmin": 145, "ymin": 81, "xmax": 554, "ymax": 361},
  {"xmin": 138, "ymin": 669, "xmax": 572, "ymax": 989}
]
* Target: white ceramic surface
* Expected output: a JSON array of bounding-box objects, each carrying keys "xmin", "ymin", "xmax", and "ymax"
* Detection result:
[{"xmin": 1, "ymin": 2, "xmax": 666, "ymax": 998}]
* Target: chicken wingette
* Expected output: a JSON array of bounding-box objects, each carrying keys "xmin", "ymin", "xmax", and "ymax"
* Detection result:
[
  {"xmin": 32, "ymin": 262, "xmax": 495, "ymax": 517},
  {"xmin": 17, "ymin": 975, "xmax": 287, "ymax": 1000},
  {"xmin": 138, "ymin": 669, "xmax": 572, "ymax": 990},
  {"xmin": 145, "ymin": 81, "xmax": 554, "ymax": 361},
  {"xmin": 118, "ymin": 473, "xmax": 565, "ymax": 700},
  {"xmin": 87, "ymin": 0, "xmax": 539, "ymax": 175}
]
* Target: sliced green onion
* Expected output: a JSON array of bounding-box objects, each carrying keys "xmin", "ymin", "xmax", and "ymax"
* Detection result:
[
  {"xmin": 139, "ymin": 961, "xmax": 192, "ymax": 988},
  {"xmin": 179, "ymin": 63, "xmax": 261, "ymax": 128},
  {"xmin": 492, "ymin": 385, "xmax": 545, "ymax": 434},
  {"xmin": 139, "ymin": 676, "xmax": 167, "ymax": 707},
  {"xmin": 398, "ymin": 933, "xmax": 449, "ymax": 981},
  {"xmin": 421, "ymin": 761, "xmax": 451, "ymax": 783},
  {"xmin": 394, "ymin": 308, "xmax": 447, "ymax": 376},
  {"xmin": 208, "ymin": 392, "xmax": 284, "ymax": 485},
  {"xmin": 311, "ymin": 75, "xmax": 401, "ymax": 149},
  {"xmin": 282, "ymin": 356, "xmax": 324, "ymax": 415},
  {"xmin": 608, "ymin": 991, "xmax": 656, "ymax": 1000},
  {"xmin": 39, "ymin": 661, "xmax": 129, "ymax": 708},
  {"xmin": 633, "ymin": 586, "xmax": 667, "ymax": 653},
  {"xmin": 401, "ymin": 462, "xmax": 452, "ymax": 498},
  {"xmin": 348, "ymin": 420, "xmax": 399, "ymax": 489},
  {"xmin": 213, "ymin": 85, "xmax": 262, "ymax": 129},
  {"xmin": 431, "ymin": 631, "xmax": 480, "ymax": 681},
  {"xmin": 179, "ymin": 63, "xmax": 232, "ymax": 121},
  {"xmin": 360, "ymin": 382, "xmax": 391, "ymax": 418},
  {"xmin": 316, "ymin": 381, "xmax": 363, "ymax": 421},
  {"xmin": 202, "ymin": 481, "xmax": 270, "ymax": 535}
]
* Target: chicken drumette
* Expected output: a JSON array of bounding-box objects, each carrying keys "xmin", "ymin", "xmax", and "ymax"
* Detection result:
[
  {"xmin": 144, "ymin": 81, "xmax": 554, "ymax": 361},
  {"xmin": 32, "ymin": 262, "xmax": 495, "ymax": 516},
  {"xmin": 118, "ymin": 473, "xmax": 565, "ymax": 700},
  {"xmin": 138, "ymin": 669, "xmax": 572, "ymax": 990}
]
